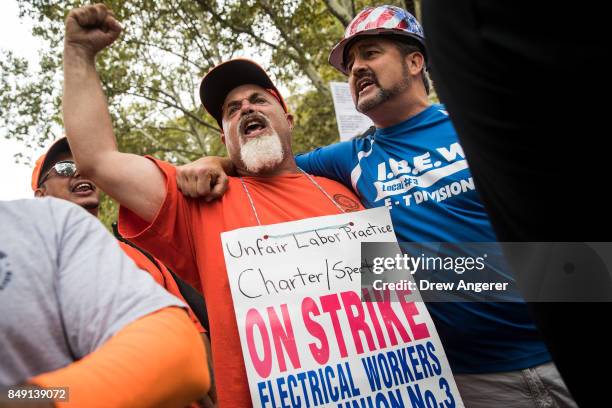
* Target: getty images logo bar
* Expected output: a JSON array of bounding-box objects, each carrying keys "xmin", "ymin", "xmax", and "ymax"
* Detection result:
[{"xmin": 360, "ymin": 242, "xmax": 612, "ymax": 303}]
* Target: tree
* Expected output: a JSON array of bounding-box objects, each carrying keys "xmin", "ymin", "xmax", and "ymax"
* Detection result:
[{"xmin": 1, "ymin": 0, "xmax": 414, "ymax": 226}]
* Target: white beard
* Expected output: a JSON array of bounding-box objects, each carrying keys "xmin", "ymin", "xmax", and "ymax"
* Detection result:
[{"xmin": 240, "ymin": 130, "xmax": 284, "ymax": 173}]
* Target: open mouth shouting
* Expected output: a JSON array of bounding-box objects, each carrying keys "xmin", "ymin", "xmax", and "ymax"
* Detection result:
[
  {"xmin": 356, "ymin": 75, "xmax": 377, "ymax": 97},
  {"xmin": 70, "ymin": 180, "xmax": 96, "ymax": 196},
  {"xmin": 240, "ymin": 113, "xmax": 270, "ymax": 139}
]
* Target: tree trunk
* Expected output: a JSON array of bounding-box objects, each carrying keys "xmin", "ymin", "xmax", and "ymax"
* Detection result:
[{"xmin": 323, "ymin": 0, "xmax": 355, "ymax": 27}]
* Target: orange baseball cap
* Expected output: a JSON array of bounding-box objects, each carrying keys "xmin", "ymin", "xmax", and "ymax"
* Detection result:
[
  {"xmin": 199, "ymin": 58, "xmax": 287, "ymax": 127},
  {"xmin": 31, "ymin": 137, "xmax": 71, "ymax": 191}
]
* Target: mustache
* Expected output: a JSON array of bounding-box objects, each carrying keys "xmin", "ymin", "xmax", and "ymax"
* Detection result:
[
  {"xmin": 353, "ymin": 70, "xmax": 379, "ymax": 95},
  {"xmin": 355, "ymin": 69, "xmax": 378, "ymax": 82}
]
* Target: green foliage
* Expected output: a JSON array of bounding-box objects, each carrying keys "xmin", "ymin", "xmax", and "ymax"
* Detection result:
[
  {"xmin": 98, "ymin": 190, "xmax": 119, "ymax": 229},
  {"xmin": 0, "ymin": 50, "xmax": 62, "ymax": 159}
]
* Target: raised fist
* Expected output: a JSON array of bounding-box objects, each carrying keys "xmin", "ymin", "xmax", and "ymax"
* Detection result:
[{"xmin": 64, "ymin": 4, "xmax": 122, "ymax": 58}]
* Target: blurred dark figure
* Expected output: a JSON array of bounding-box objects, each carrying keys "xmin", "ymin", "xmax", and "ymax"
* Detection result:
[{"xmin": 422, "ymin": 2, "xmax": 612, "ymax": 406}]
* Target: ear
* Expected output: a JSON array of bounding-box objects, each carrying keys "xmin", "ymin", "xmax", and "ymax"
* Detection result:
[
  {"xmin": 285, "ymin": 113, "xmax": 294, "ymax": 130},
  {"xmin": 220, "ymin": 132, "xmax": 226, "ymax": 145},
  {"xmin": 34, "ymin": 186, "xmax": 46, "ymax": 198},
  {"xmin": 406, "ymin": 51, "xmax": 425, "ymax": 76}
]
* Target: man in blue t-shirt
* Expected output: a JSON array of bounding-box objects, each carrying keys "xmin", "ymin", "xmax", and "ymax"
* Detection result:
[
  {"xmin": 176, "ymin": 5, "xmax": 576, "ymax": 407},
  {"xmin": 295, "ymin": 5, "xmax": 575, "ymax": 407}
]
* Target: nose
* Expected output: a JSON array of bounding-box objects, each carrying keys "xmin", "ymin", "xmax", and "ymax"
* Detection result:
[
  {"xmin": 239, "ymin": 99, "xmax": 256, "ymax": 116},
  {"xmin": 349, "ymin": 55, "xmax": 368, "ymax": 77}
]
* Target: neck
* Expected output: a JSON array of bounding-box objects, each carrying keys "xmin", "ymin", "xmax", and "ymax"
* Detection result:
[
  {"xmin": 235, "ymin": 157, "xmax": 300, "ymax": 178},
  {"xmin": 367, "ymin": 90, "xmax": 430, "ymax": 129},
  {"xmin": 85, "ymin": 205, "xmax": 99, "ymax": 217}
]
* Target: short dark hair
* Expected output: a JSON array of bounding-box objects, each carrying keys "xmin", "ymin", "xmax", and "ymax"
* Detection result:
[{"xmin": 391, "ymin": 38, "xmax": 430, "ymax": 95}]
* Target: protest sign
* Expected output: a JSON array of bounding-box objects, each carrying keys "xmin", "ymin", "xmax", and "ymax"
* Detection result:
[
  {"xmin": 329, "ymin": 81, "xmax": 374, "ymax": 141},
  {"xmin": 222, "ymin": 207, "xmax": 463, "ymax": 407}
]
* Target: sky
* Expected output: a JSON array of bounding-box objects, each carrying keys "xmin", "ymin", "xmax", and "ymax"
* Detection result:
[{"xmin": 0, "ymin": 0, "xmax": 49, "ymax": 200}]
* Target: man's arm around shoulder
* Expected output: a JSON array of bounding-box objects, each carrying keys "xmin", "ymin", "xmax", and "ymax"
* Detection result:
[{"xmin": 296, "ymin": 140, "xmax": 355, "ymax": 186}]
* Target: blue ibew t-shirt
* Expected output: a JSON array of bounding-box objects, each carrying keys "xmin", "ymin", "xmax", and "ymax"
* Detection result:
[{"xmin": 296, "ymin": 104, "xmax": 551, "ymax": 374}]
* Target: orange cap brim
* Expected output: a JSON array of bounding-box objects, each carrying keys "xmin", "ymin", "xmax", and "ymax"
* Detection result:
[{"xmin": 31, "ymin": 137, "xmax": 70, "ymax": 191}]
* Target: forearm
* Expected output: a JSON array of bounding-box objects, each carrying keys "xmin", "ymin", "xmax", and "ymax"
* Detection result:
[
  {"xmin": 31, "ymin": 307, "xmax": 210, "ymax": 408},
  {"xmin": 62, "ymin": 43, "xmax": 165, "ymax": 222},
  {"xmin": 63, "ymin": 45, "xmax": 118, "ymax": 177}
]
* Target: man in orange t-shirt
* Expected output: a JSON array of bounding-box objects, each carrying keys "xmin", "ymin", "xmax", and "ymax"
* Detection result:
[
  {"xmin": 61, "ymin": 5, "xmax": 362, "ymax": 406},
  {"xmin": 118, "ymin": 157, "xmax": 363, "ymax": 407},
  {"xmin": 31, "ymin": 137, "xmax": 207, "ymax": 335},
  {"xmin": 32, "ymin": 137, "xmax": 215, "ymax": 406}
]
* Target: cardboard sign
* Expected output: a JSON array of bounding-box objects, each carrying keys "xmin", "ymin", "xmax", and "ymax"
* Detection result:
[{"xmin": 222, "ymin": 207, "xmax": 463, "ymax": 407}]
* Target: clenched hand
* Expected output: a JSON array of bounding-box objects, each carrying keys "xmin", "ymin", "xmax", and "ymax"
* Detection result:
[
  {"xmin": 176, "ymin": 156, "xmax": 231, "ymax": 200},
  {"xmin": 64, "ymin": 3, "xmax": 122, "ymax": 59}
]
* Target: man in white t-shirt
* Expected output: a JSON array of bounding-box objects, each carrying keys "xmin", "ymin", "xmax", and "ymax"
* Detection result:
[{"xmin": 0, "ymin": 198, "xmax": 209, "ymax": 407}]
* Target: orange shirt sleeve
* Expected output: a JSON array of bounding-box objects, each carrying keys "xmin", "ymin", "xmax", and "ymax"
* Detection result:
[
  {"xmin": 118, "ymin": 157, "xmax": 201, "ymax": 290},
  {"xmin": 118, "ymin": 242, "xmax": 206, "ymax": 333},
  {"xmin": 30, "ymin": 307, "xmax": 209, "ymax": 408}
]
